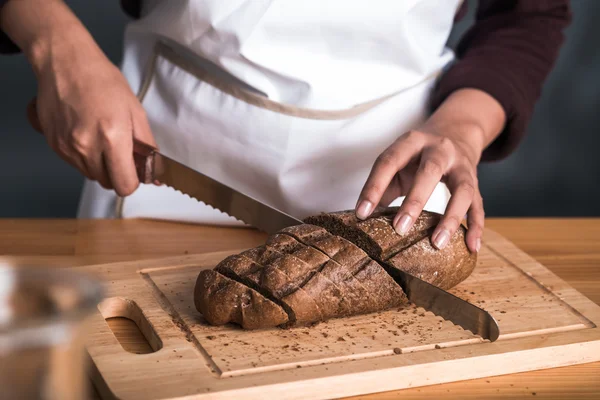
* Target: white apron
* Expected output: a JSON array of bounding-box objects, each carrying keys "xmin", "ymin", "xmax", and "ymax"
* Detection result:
[{"xmin": 77, "ymin": 0, "xmax": 463, "ymax": 225}]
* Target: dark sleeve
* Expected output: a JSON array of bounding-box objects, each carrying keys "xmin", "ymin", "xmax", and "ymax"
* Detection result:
[
  {"xmin": 0, "ymin": 0, "xmax": 20, "ymax": 54},
  {"xmin": 429, "ymin": 0, "xmax": 573, "ymax": 162},
  {"xmin": 0, "ymin": 31, "xmax": 18, "ymax": 54},
  {"xmin": 120, "ymin": 0, "xmax": 142, "ymax": 18}
]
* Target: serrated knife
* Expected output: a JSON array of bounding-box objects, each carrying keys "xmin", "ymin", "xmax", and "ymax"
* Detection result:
[
  {"xmin": 132, "ymin": 138, "xmax": 500, "ymax": 342},
  {"xmin": 133, "ymin": 139, "xmax": 303, "ymax": 234}
]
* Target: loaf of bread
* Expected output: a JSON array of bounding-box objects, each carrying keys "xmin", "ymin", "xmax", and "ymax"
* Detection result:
[{"xmin": 194, "ymin": 208, "xmax": 476, "ymax": 329}]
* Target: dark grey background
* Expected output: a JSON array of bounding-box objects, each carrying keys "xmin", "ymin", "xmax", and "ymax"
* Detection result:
[{"xmin": 0, "ymin": 0, "xmax": 598, "ymax": 218}]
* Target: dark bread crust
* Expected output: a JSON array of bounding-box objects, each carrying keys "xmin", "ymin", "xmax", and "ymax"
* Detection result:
[
  {"xmin": 303, "ymin": 207, "xmax": 440, "ymax": 260},
  {"xmin": 305, "ymin": 209, "xmax": 476, "ymax": 290},
  {"xmin": 283, "ymin": 225, "xmax": 407, "ymax": 324},
  {"xmin": 280, "ymin": 224, "xmax": 407, "ymax": 316},
  {"xmin": 193, "ymin": 208, "xmax": 475, "ymax": 329}
]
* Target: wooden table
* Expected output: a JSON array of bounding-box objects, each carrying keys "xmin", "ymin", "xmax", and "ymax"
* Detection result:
[{"xmin": 1, "ymin": 218, "xmax": 599, "ymax": 399}]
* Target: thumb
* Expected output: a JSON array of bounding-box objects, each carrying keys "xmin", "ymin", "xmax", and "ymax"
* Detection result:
[{"xmin": 26, "ymin": 97, "xmax": 44, "ymax": 134}]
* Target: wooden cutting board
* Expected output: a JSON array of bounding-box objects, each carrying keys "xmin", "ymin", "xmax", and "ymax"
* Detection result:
[{"xmin": 84, "ymin": 228, "xmax": 600, "ymax": 400}]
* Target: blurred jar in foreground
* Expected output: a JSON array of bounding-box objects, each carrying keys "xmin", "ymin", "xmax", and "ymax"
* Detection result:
[{"xmin": 0, "ymin": 264, "xmax": 104, "ymax": 400}]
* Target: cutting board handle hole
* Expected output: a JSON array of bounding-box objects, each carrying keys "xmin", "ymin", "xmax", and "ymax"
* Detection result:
[{"xmin": 98, "ymin": 297, "xmax": 163, "ymax": 354}]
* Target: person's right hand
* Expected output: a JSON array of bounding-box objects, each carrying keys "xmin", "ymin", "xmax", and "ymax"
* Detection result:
[
  {"xmin": 27, "ymin": 45, "xmax": 155, "ymax": 196},
  {"xmin": 25, "ymin": 40, "xmax": 156, "ymax": 196},
  {"xmin": 0, "ymin": 0, "xmax": 155, "ymax": 195}
]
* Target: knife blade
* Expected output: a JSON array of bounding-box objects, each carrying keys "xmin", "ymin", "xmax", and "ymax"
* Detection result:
[
  {"xmin": 133, "ymin": 139, "xmax": 303, "ymax": 234},
  {"xmin": 381, "ymin": 262, "xmax": 500, "ymax": 342}
]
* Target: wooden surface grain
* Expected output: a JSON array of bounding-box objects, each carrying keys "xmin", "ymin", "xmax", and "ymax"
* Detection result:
[
  {"xmin": 1, "ymin": 218, "xmax": 598, "ymax": 399},
  {"xmin": 83, "ymin": 237, "xmax": 600, "ymax": 400}
]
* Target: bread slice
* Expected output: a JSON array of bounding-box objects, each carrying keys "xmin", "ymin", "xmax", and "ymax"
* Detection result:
[{"xmin": 193, "ymin": 270, "xmax": 289, "ymax": 329}]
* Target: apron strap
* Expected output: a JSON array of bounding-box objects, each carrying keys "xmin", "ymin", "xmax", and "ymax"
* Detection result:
[{"xmin": 149, "ymin": 40, "xmax": 442, "ymax": 121}]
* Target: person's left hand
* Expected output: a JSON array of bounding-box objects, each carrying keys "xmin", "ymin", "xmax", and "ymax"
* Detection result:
[{"xmin": 354, "ymin": 88, "xmax": 507, "ymax": 254}]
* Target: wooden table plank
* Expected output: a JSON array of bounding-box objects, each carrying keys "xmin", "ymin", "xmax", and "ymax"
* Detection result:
[
  {"xmin": 1, "ymin": 218, "xmax": 598, "ymax": 399},
  {"xmin": 347, "ymin": 363, "xmax": 600, "ymax": 399}
]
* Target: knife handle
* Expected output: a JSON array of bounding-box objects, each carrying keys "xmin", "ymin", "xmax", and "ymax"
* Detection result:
[{"xmin": 133, "ymin": 138, "xmax": 158, "ymax": 184}]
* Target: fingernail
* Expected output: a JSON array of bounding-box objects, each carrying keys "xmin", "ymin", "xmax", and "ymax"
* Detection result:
[
  {"xmin": 394, "ymin": 214, "xmax": 413, "ymax": 235},
  {"xmin": 433, "ymin": 229, "xmax": 450, "ymax": 250},
  {"xmin": 356, "ymin": 200, "xmax": 374, "ymax": 220},
  {"xmin": 475, "ymin": 238, "xmax": 481, "ymax": 253}
]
